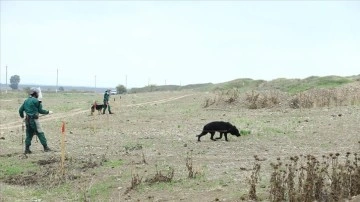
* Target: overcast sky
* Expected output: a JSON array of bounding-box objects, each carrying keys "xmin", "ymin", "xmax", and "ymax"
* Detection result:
[{"xmin": 1, "ymin": 1, "xmax": 359, "ymax": 88}]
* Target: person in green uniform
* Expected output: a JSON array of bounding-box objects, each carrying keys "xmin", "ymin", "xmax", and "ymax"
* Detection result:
[
  {"xmin": 102, "ymin": 89, "xmax": 113, "ymax": 114},
  {"xmin": 19, "ymin": 87, "xmax": 53, "ymax": 154}
]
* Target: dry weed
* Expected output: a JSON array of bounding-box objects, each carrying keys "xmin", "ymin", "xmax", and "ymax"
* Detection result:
[
  {"xmin": 261, "ymin": 141, "xmax": 360, "ymax": 201},
  {"xmin": 186, "ymin": 151, "xmax": 202, "ymax": 178},
  {"xmin": 145, "ymin": 165, "xmax": 174, "ymax": 184},
  {"xmin": 124, "ymin": 172, "xmax": 143, "ymax": 195},
  {"xmin": 248, "ymin": 155, "xmax": 262, "ymax": 200}
]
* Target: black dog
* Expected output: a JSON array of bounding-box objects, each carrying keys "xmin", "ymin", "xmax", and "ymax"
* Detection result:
[
  {"xmin": 91, "ymin": 104, "xmax": 104, "ymax": 115},
  {"xmin": 196, "ymin": 121, "xmax": 241, "ymax": 142}
]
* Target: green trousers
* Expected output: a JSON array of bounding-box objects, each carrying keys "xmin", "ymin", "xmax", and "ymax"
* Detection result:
[
  {"xmin": 102, "ymin": 102, "xmax": 112, "ymax": 114},
  {"xmin": 25, "ymin": 119, "xmax": 47, "ymax": 147}
]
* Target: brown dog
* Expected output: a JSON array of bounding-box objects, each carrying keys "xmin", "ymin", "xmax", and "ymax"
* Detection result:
[{"xmin": 91, "ymin": 104, "xmax": 104, "ymax": 115}]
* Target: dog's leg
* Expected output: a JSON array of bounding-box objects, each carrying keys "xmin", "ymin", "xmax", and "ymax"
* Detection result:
[
  {"xmin": 197, "ymin": 131, "xmax": 207, "ymax": 142},
  {"xmin": 210, "ymin": 132, "xmax": 216, "ymax": 141},
  {"xmin": 224, "ymin": 133, "xmax": 228, "ymax": 141},
  {"xmin": 91, "ymin": 107, "xmax": 94, "ymax": 115},
  {"xmin": 216, "ymin": 132, "xmax": 223, "ymax": 140}
]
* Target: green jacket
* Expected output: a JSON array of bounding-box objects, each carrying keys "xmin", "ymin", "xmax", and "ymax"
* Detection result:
[
  {"xmin": 103, "ymin": 91, "xmax": 110, "ymax": 102},
  {"xmin": 19, "ymin": 96, "xmax": 49, "ymax": 118}
]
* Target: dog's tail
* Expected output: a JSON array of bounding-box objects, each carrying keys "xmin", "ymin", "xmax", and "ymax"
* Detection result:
[{"xmin": 196, "ymin": 131, "xmax": 207, "ymax": 137}]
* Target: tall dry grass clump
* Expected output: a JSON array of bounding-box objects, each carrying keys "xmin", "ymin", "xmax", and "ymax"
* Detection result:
[
  {"xmin": 269, "ymin": 158, "xmax": 286, "ymax": 201},
  {"xmin": 245, "ymin": 90, "xmax": 285, "ymax": 109},
  {"xmin": 263, "ymin": 143, "xmax": 360, "ymax": 201},
  {"xmin": 203, "ymin": 88, "xmax": 241, "ymax": 107},
  {"xmin": 203, "ymin": 81, "xmax": 360, "ymax": 109},
  {"xmin": 289, "ymin": 84, "xmax": 360, "ymax": 109}
]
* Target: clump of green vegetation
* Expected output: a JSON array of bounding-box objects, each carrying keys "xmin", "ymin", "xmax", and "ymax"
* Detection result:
[
  {"xmin": 240, "ymin": 130, "xmax": 251, "ymax": 136},
  {"xmin": 85, "ymin": 178, "xmax": 116, "ymax": 201},
  {"xmin": 0, "ymin": 159, "xmax": 37, "ymax": 178},
  {"xmin": 102, "ymin": 159, "xmax": 123, "ymax": 168},
  {"xmin": 124, "ymin": 143, "xmax": 143, "ymax": 153}
]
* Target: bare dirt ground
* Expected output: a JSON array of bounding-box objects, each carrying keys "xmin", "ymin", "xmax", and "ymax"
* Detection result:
[{"xmin": 0, "ymin": 91, "xmax": 359, "ymax": 201}]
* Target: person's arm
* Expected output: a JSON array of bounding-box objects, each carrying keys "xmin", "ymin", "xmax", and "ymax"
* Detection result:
[
  {"xmin": 19, "ymin": 103, "xmax": 25, "ymax": 118},
  {"xmin": 37, "ymin": 101, "xmax": 49, "ymax": 115}
]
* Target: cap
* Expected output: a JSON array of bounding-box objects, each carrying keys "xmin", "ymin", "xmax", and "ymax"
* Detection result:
[{"xmin": 30, "ymin": 87, "xmax": 40, "ymax": 94}]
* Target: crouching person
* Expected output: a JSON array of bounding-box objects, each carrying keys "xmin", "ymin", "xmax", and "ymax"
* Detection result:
[{"xmin": 19, "ymin": 87, "xmax": 53, "ymax": 154}]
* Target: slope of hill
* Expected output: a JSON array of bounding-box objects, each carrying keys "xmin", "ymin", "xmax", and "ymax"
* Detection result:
[
  {"xmin": 128, "ymin": 75, "xmax": 360, "ymax": 94},
  {"xmin": 259, "ymin": 75, "xmax": 356, "ymax": 94}
]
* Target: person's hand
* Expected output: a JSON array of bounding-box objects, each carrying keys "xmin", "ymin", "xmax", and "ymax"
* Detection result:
[{"xmin": 49, "ymin": 111, "xmax": 53, "ymax": 115}]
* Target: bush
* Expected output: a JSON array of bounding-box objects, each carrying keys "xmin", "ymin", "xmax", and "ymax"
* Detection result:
[{"xmin": 245, "ymin": 90, "xmax": 284, "ymax": 109}]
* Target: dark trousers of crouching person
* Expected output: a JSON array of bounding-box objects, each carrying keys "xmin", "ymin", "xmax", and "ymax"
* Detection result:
[{"xmin": 25, "ymin": 115, "xmax": 50, "ymax": 153}]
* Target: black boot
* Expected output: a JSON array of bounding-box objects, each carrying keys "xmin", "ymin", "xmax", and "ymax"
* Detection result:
[
  {"xmin": 25, "ymin": 145, "xmax": 32, "ymax": 154},
  {"xmin": 43, "ymin": 145, "xmax": 51, "ymax": 152}
]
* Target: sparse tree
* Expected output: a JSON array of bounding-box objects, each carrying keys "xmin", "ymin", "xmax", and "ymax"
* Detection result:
[
  {"xmin": 116, "ymin": 84, "xmax": 127, "ymax": 94},
  {"xmin": 58, "ymin": 86, "xmax": 65, "ymax": 91},
  {"xmin": 9, "ymin": 75, "xmax": 20, "ymax": 90}
]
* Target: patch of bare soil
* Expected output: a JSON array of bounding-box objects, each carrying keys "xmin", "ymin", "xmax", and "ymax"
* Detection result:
[
  {"xmin": 2, "ymin": 155, "xmax": 105, "ymax": 189},
  {"xmin": 4, "ymin": 171, "xmax": 38, "ymax": 186},
  {"xmin": 37, "ymin": 156, "xmax": 59, "ymax": 165}
]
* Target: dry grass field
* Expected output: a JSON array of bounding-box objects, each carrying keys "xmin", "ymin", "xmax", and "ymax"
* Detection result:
[{"xmin": 0, "ymin": 89, "xmax": 359, "ymax": 201}]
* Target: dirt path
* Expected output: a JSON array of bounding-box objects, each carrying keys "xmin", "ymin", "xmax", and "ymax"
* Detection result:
[{"xmin": 0, "ymin": 94, "xmax": 193, "ymax": 130}]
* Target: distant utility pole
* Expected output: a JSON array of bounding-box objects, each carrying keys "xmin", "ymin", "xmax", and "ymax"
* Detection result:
[
  {"xmin": 0, "ymin": 65, "xmax": 2, "ymax": 91},
  {"xmin": 6, "ymin": 65, "xmax": 8, "ymax": 93},
  {"xmin": 94, "ymin": 75, "xmax": 97, "ymax": 92},
  {"xmin": 125, "ymin": 75, "xmax": 127, "ymax": 89},
  {"xmin": 56, "ymin": 68, "xmax": 59, "ymax": 93},
  {"xmin": 165, "ymin": 80, "xmax": 166, "ymax": 85}
]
